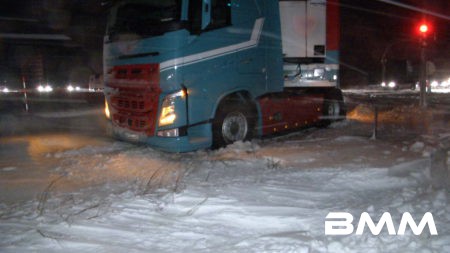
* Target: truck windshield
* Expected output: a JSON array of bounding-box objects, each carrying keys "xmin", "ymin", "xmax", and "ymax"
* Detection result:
[{"xmin": 107, "ymin": 0, "xmax": 183, "ymax": 42}]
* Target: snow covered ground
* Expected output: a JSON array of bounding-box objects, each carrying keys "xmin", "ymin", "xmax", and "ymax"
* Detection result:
[{"xmin": 0, "ymin": 102, "xmax": 449, "ymax": 252}]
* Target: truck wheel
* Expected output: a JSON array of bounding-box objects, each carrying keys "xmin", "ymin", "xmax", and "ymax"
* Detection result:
[
  {"xmin": 321, "ymin": 89, "xmax": 345, "ymax": 127},
  {"xmin": 213, "ymin": 103, "xmax": 254, "ymax": 149}
]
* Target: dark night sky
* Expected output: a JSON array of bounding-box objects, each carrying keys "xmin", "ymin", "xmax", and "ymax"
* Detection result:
[
  {"xmin": 0, "ymin": 0, "xmax": 105, "ymax": 48},
  {"xmin": 340, "ymin": 0, "xmax": 450, "ymax": 86},
  {"xmin": 1, "ymin": 0, "xmax": 449, "ymax": 87},
  {"xmin": 0, "ymin": 0, "xmax": 106, "ymax": 86}
]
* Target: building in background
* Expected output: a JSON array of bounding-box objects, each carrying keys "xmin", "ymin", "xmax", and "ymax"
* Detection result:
[{"xmin": 0, "ymin": 0, "xmax": 105, "ymax": 90}]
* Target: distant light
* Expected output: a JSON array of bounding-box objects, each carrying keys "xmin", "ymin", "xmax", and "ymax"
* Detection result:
[
  {"xmin": 45, "ymin": 85, "xmax": 53, "ymax": 92},
  {"xmin": 443, "ymin": 78, "xmax": 450, "ymax": 88},
  {"xmin": 432, "ymin": 88, "xmax": 450, "ymax": 94},
  {"xmin": 1, "ymin": 87, "xmax": 9, "ymax": 93},
  {"xmin": 37, "ymin": 84, "xmax": 53, "ymax": 93},
  {"xmin": 67, "ymin": 84, "xmax": 81, "ymax": 92},
  {"xmin": 419, "ymin": 24, "xmax": 428, "ymax": 34}
]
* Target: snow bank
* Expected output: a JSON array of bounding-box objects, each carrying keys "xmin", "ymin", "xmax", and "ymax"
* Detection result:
[
  {"xmin": 0, "ymin": 104, "xmax": 449, "ymax": 252},
  {"xmin": 1, "ymin": 136, "xmax": 449, "ymax": 252}
]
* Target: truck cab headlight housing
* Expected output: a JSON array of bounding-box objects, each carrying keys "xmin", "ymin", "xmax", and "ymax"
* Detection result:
[{"xmin": 158, "ymin": 90, "xmax": 185, "ymax": 127}]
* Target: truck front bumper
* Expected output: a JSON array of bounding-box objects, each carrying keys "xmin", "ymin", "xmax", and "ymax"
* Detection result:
[{"xmin": 111, "ymin": 123, "xmax": 212, "ymax": 153}]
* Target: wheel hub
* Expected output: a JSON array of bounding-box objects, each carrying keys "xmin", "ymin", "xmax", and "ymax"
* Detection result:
[{"xmin": 222, "ymin": 111, "xmax": 248, "ymax": 143}]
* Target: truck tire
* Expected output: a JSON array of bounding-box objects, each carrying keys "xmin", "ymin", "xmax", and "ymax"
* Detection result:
[
  {"xmin": 321, "ymin": 88, "xmax": 346, "ymax": 127},
  {"xmin": 212, "ymin": 102, "xmax": 254, "ymax": 149}
]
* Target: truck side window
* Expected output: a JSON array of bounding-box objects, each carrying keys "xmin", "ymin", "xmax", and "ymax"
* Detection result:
[
  {"xmin": 208, "ymin": 0, "xmax": 231, "ymax": 30},
  {"xmin": 189, "ymin": 0, "xmax": 231, "ymax": 34}
]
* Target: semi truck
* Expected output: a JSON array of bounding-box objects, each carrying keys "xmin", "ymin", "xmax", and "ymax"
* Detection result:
[{"xmin": 103, "ymin": 0, "xmax": 345, "ymax": 152}]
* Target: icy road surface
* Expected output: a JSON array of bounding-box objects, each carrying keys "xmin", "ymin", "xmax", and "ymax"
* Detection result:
[{"xmin": 0, "ymin": 104, "xmax": 449, "ymax": 252}]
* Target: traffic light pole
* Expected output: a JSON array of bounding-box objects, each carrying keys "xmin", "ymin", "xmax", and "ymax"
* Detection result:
[{"xmin": 419, "ymin": 38, "xmax": 427, "ymax": 108}]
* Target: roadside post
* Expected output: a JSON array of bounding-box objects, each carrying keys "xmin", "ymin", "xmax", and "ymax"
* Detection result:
[
  {"xmin": 22, "ymin": 76, "xmax": 29, "ymax": 113},
  {"xmin": 370, "ymin": 94, "xmax": 378, "ymax": 140}
]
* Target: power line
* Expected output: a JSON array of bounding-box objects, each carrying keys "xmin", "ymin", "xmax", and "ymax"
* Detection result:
[
  {"xmin": 339, "ymin": 2, "xmax": 414, "ymax": 21},
  {"xmin": 375, "ymin": 0, "xmax": 450, "ymax": 21}
]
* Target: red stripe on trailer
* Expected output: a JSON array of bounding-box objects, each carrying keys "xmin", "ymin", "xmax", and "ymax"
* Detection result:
[
  {"xmin": 326, "ymin": 0, "xmax": 340, "ymax": 51},
  {"xmin": 258, "ymin": 93, "xmax": 324, "ymax": 136}
]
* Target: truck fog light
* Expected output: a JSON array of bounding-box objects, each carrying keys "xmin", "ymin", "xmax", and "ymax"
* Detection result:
[{"xmin": 157, "ymin": 128, "xmax": 179, "ymax": 137}]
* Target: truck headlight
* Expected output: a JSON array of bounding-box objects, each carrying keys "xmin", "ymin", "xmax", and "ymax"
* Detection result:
[{"xmin": 158, "ymin": 90, "xmax": 185, "ymax": 127}]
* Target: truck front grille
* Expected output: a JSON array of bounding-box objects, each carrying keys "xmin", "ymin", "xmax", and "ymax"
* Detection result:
[{"xmin": 106, "ymin": 64, "xmax": 161, "ymax": 136}]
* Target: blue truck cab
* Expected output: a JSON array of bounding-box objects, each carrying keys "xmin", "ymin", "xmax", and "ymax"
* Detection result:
[{"xmin": 104, "ymin": 0, "xmax": 343, "ymax": 152}]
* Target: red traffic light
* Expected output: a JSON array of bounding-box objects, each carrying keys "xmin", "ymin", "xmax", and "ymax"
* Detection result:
[
  {"xmin": 419, "ymin": 24, "xmax": 428, "ymax": 34},
  {"xmin": 417, "ymin": 22, "xmax": 431, "ymax": 36}
]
